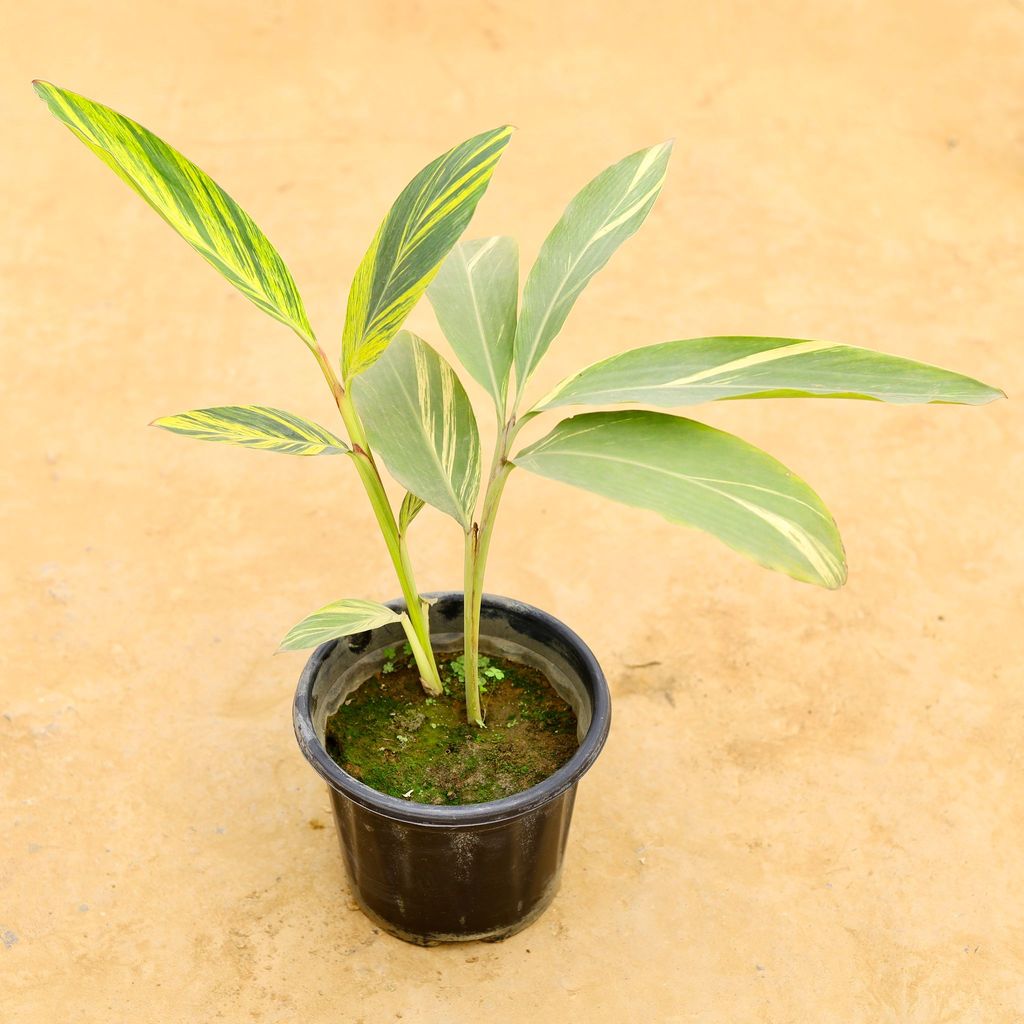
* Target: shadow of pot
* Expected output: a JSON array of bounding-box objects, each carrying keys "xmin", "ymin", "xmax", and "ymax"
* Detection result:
[{"xmin": 293, "ymin": 592, "xmax": 611, "ymax": 945}]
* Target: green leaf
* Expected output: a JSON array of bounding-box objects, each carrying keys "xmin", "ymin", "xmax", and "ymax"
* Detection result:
[
  {"xmin": 514, "ymin": 141, "xmax": 671, "ymax": 387},
  {"xmin": 151, "ymin": 405, "xmax": 348, "ymax": 456},
  {"xmin": 34, "ymin": 81, "xmax": 315, "ymax": 348},
  {"xmin": 341, "ymin": 126, "xmax": 515, "ymax": 381},
  {"xmin": 280, "ymin": 598, "xmax": 404, "ymax": 652},
  {"xmin": 539, "ymin": 336, "xmax": 1005, "ymax": 409},
  {"xmin": 513, "ymin": 410, "xmax": 847, "ymax": 589},
  {"xmin": 399, "ymin": 491, "xmax": 426, "ymax": 534},
  {"xmin": 427, "ymin": 236, "xmax": 519, "ymax": 409},
  {"xmin": 351, "ymin": 331, "xmax": 481, "ymax": 529}
]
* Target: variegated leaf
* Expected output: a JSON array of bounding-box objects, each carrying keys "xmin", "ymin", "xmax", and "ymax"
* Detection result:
[
  {"xmin": 539, "ymin": 336, "xmax": 1004, "ymax": 409},
  {"xmin": 151, "ymin": 406, "xmax": 348, "ymax": 456},
  {"xmin": 280, "ymin": 598, "xmax": 403, "ymax": 652},
  {"xmin": 399, "ymin": 492, "xmax": 426, "ymax": 534},
  {"xmin": 514, "ymin": 141, "xmax": 672, "ymax": 387},
  {"xmin": 341, "ymin": 126, "xmax": 514, "ymax": 381},
  {"xmin": 34, "ymin": 81, "xmax": 316, "ymax": 348},
  {"xmin": 351, "ymin": 332, "xmax": 480, "ymax": 529},
  {"xmin": 513, "ymin": 410, "xmax": 846, "ymax": 589},
  {"xmin": 427, "ymin": 236, "xmax": 519, "ymax": 409}
]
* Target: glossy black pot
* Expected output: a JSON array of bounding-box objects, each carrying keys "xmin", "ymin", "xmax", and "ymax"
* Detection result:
[{"xmin": 293, "ymin": 592, "xmax": 611, "ymax": 945}]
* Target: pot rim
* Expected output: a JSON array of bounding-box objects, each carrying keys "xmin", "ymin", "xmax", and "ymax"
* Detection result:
[{"xmin": 292, "ymin": 592, "xmax": 611, "ymax": 827}]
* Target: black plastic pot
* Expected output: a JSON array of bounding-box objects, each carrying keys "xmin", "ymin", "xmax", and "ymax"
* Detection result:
[{"xmin": 292, "ymin": 592, "xmax": 611, "ymax": 945}]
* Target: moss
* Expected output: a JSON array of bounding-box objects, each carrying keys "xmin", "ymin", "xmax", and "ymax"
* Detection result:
[{"xmin": 324, "ymin": 652, "xmax": 578, "ymax": 805}]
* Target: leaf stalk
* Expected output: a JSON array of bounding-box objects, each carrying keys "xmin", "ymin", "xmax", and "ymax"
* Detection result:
[
  {"xmin": 462, "ymin": 416, "xmax": 518, "ymax": 724},
  {"xmin": 311, "ymin": 341, "xmax": 443, "ymax": 697}
]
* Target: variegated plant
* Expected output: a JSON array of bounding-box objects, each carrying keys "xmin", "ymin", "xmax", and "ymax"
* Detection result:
[
  {"xmin": 35, "ymin": 80, "xmax": 512, "ymax": 696},
  {"xmin": 38, "ymin": 82, "xmax": 1003, "ymax": 732},
  {"xmin": 351, "ymin": 140, "xmax": 1002, "ymax": 723}
]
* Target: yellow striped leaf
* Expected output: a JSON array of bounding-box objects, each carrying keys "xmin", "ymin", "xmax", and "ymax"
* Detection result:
[
  {"xmin": 280, "ymin": 598, "xmax": 403, "ymax": 652},
  {"xmin": 399, "ymin": 492, "xmax": 426, "ymax": 534},
  {"xmin": 34, "ymin": 81, "xmax": 315, "ymax": 348},
  {"xmin": 341, "ymin": 126, "xmax": 514, "ymax": 382},
  {"xmin": 539, "ymin": 336, "xmax": 1005, "ymax": 409},
  {"xmin": 152, "ymin": 406, "xmax": 348, "ymax": 456},
  {"xmin": 427, "ymin": 236, "xmax": 519, "ymax": 410},
  {"xmin": 352, "ymin": 332, "xmax": 481, "ymax": 529},
  {"xmin": 515, "ymin": 141, "xmax": 671, "ymax": 387},
  {"xmin": 514, "ymin": 410, "xmax": 847, "ymax": 589}
]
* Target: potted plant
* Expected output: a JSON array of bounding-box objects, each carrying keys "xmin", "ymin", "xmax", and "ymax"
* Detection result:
[{"xmin": 36, "ymin": 81, "xmax": 1004, "ymax": 946}]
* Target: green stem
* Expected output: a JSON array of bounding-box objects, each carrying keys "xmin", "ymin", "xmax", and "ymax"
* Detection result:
[
  {"xmin": 345, "ymin": 430, "xmax": 443, "ymax": 698},
  {"xmin": 462, "ymin": 418, "xmax": 517, "ymax": 725},
  {"xmin": 400, "ymin": 532, "xmax": 442, "ymax": 687},
  {"xmin": 399, "ymin": 612, "xmax": 435, "ymax": 690},
  {"xmin": 308, "ymin": 338, "xmax": 443, "ymax": 697},
  {"xmin": 463, "ymin": 525, "xmax": 484, "ymax": 726}
]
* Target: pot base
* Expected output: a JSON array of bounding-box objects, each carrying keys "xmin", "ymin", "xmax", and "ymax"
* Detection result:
[{"xmin": 350, "ymin": 874, "xmax": 563, "ymax": 946}]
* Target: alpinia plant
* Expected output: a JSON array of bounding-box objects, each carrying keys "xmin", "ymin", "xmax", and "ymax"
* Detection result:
[
  {"xmin": 37, "ymin": 82, "xmax": 1003, "ymax": 729},
  {"xmin": 34, "ymin": 80, "xmax": 514, "ymax": 700}
]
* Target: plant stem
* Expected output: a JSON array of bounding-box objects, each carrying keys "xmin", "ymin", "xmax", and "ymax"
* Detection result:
[
  {"xmin": 346, "ymin": 442, "xmax": 443, "ymax": 696},
  {"xmin": 462, "ymin": 418, "xmax": 517, "ymax": 725},
  {"xmin": 399, "ymin": 532, "xmax": 442, "ymax": 686},
  {"xmin": 463, "ymin": 525, "xmax": 484, "ymax": 726},
  {"xmin": 308, "ymin": 338, "xmax": 443, "ymax": 697},
  {"xmin": 399, "ymin": 612, "xmax": 435, "ymax": 690}
]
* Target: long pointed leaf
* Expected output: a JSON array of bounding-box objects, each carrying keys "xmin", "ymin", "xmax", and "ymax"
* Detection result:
[
  {"xmin": 280, "ymin": 598, "xmax": 403, "ymax": 652},
  {"xmin": 34, "ymin": 81, "xmax": 315, "ymax": 347},
  {"xmin": 352, "ymin": 332, "xmax": 480, "ymax": 529},
  {"xmin": 514, "ymin": 410, "xmax": 847, "ymax": 588},
  {"xmin": 514, "ymin": 141, "xmax": 672, "ymax": 387},
  {"xmin": 341, "ymin": 126, "xmax": 514, "ymax": 381},
  {"xmin": 427, "ymin": 236, "xmax": 519, "ymax": 409},
  {"xmin": 151, "ymin": 405, "xmax": 348, "ymax": 456},
  {"xmin": 539, "ymin": 336, "xmax": 1004, "ymax": 409}
]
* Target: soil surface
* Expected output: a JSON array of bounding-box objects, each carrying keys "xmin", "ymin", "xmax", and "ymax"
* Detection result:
[{"xmin": 325, "ymin": 650, "xmax": 578, "ymax": 805}]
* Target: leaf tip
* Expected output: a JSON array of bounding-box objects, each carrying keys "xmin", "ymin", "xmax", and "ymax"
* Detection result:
[
  {"xmin": 485, "ymin": 124, "xmax": 516, "ymax": 153},
  {"xmin": 826, "ymin": 555, "xmax": 849, "ymax": 590},
  {"xmin": 806, "ymin": 563, "xmax": 847, "ymax": 590},
  {"xmin": 276, "ymin": 635, "xmax": 300, "ymax": 654}
]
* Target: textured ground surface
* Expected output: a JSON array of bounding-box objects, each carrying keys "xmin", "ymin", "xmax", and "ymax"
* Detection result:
[{"xmin": 3, "ymin": 2, "xmax": 1022, "ymax": 1020}]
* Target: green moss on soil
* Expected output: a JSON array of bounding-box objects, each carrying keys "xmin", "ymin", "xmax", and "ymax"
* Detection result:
[{"xmin": 324, "ymin": 648, "xmax": 578, "ymax": 805}]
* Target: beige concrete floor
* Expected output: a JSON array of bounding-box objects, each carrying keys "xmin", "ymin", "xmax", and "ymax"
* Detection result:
[{"xmin": 3, "ymin": 1, "xmax": 1022, "ymax": 1020}]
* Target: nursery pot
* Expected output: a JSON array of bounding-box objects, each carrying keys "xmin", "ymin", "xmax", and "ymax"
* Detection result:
[{"xmin": 292, "ymin": 592, "xmax": 611, "ymax": 945}]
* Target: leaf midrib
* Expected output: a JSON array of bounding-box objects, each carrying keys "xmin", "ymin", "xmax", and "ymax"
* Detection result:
[
  {"xmin": 462, "ymin": 245, "xmax": 503, "ymax": 401},
  {"xmin": 518, "ymin": 445, "xmax": 830, "ymax": 523}
]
